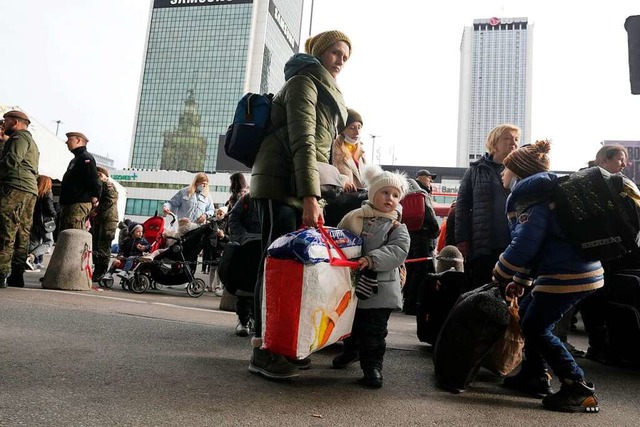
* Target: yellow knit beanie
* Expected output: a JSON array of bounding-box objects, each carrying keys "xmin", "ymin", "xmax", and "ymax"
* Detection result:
[{"xmin": 304, "ymin": 30, "xmax": 351, "ymax": 57}]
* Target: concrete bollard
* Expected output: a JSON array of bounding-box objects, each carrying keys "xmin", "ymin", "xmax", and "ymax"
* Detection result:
[{"xmin": 42, "ymin": 229, "xmax": 93, "ymax": 291}]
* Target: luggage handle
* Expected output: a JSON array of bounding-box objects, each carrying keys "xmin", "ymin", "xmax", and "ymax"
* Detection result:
[{"xmin": 317, "ymin": 222, "xmax": 360, "ymax": 269}]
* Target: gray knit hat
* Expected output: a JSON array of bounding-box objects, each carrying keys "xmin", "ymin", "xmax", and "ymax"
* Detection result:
[{"xmin": 436, "ymin": 245, "xmax": 464, "ymax": 273}]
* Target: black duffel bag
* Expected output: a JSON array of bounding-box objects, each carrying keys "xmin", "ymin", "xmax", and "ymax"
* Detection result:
[{"xmin": 218, "ymin": 238, "xmax": 262, "ymax": 296}]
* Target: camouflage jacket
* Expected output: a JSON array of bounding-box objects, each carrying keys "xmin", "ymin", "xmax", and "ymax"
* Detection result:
[
  {"xmin": 94, "ymin": 180, "xmax": 119, "ymax": 224},
  {"xmin": 0, "ymin": 130, "xmax": 39, "ymax": 195}
]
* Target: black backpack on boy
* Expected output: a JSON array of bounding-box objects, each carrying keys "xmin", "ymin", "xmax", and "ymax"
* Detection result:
[{"xmin": 551, "ymin": 166, "xmax": 640, "ymax": 262}]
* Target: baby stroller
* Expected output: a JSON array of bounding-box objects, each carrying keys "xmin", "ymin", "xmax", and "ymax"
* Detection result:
[
  {"xmin": 100, "ymin": 212, "xmax": 175, "ymax": 290},
  {"xmin": 129, "ymin": 218, "xmax": 216, "ymax": 297},
  {"xmin": 144, "ymin": 212, "xmax": 173, "ymax": 252}
]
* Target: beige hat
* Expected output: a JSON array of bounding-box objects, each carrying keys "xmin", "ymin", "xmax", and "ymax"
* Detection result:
[
  {"xmin": 96, "ymin": 166, "xmax": 109, "ymax": 177},
  {"xmin": 3, "ymin": 110, "xmax": 30, "ymax": 124},
  {"xmin": 304, "ymin": 30, "xmax": 351, "ymax": 57},
  {"xmin": 66, "ymin": 132, "xmax": 89, "ymax": 143}
]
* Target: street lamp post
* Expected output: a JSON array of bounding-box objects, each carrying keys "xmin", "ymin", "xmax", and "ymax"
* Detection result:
[
  {"xmin": 53, "ymin": 120, "xmax": 63, "ymax": 136},
  {"xmin": 308, "ymin": 0, "xmax": 315, "ymax": 37},
  {"xmin": 370, "ymin": 134, "xmax": 381, "ymax": 164}
]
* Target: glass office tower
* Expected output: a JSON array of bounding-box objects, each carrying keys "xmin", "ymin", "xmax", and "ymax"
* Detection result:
[
  {"xmin": 456, "ymin": 17, "xmax": 533, "ymax": 167},
  {"xmin": 129, "ymin": 0, "xmax": 304, "ymax": 172}
]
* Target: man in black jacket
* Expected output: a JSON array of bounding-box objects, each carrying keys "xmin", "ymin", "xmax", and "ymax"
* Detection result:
[
  {"xmin": 415, "ymin": 169, "xmax": 436, "ymax": 195},
  {"xmin": 59, "ymin": 132, "xmax": 101, "ymax": 232}
]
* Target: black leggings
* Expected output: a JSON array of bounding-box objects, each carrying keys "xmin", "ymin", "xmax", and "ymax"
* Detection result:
[{"xmin": 253, "ymin": 199, "xmax": 301, "ymax": 338}]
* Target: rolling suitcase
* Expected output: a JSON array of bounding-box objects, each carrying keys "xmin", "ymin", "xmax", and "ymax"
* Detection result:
[
  {"xmin": 605, "ymin": 271, "xmax": 640, "ymax": 366},
  {"xmin": 433, "ymin": 283, "xmax": 510, "ymax": 393},
  {"xmin": 416, "ymin": 270, "xmax": 467, "ymax": 344}
]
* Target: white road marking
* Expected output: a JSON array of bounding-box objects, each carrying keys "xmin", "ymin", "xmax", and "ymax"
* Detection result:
[{"xmin": 16, "ymin": 287, "xmax": 235, "ymax": 315}]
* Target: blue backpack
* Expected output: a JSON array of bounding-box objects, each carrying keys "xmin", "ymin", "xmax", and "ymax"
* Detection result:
[{"xmin": 224, "ymin": 93, "xmax": 274, "ymax": 168}]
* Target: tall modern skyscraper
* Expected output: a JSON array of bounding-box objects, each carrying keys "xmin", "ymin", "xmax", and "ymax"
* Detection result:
[
  {"xmin": 456, "ymin": 17, "xmax": 533, "ymax": 167},
  {"xmin": 129, "ymin": 0, "xmax": 304, "ymax": 172}
]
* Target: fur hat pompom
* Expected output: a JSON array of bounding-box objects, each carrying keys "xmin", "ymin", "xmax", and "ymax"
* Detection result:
[{"xmin": 362, "ymin": 164, "xmax": 409, "ymax": 202}]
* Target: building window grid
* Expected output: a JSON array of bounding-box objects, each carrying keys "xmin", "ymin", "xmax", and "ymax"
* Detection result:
[{"xmin": 132, "ymin": 5, "xmax": 253, "ymax": 171}]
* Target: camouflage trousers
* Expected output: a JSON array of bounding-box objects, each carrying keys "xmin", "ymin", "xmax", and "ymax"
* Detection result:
[
  {"xmin": 91, "ymin": 221, "xmax": 117, "ymax": 270},
  {"xmin": 0, "ymin": 186, "xmax": 36, "ymax": 275},
  {"xmin": 59, "ymin": 203, "xmax": 92, "ymax": 232}
]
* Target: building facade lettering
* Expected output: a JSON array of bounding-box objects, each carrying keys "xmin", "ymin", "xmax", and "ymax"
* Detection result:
[
  {"xmin": 154, "ymin": 0, "xmax": 252, "ymax": 8},
  {"xmin": 269, "ymin": 0, "xmax": 298, "ymax": 52}
]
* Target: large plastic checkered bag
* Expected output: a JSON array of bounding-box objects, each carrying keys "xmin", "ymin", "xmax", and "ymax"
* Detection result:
[
  {"xmin": 263, "ymin": 226, "xmax": 360, "ymax": 359},
  {"xmin": 267, "ymin": 226, "xmax": 362, "ymax": 264}
]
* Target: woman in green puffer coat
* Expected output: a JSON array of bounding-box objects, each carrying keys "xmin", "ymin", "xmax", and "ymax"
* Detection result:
[{"xmin": 248, "ymin": 30, "xmax": 351, "ymax": 380}]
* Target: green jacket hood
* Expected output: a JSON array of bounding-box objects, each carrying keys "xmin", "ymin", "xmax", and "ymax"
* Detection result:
[{"xmin": 284, "ymin": 53, "xmax": 347, "ymax": 128}]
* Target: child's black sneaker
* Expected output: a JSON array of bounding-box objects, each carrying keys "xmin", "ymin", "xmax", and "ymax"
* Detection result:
[
  {"xmin": 542, "ymin": 380, "xmax": 599, "ymax": 413},
  {"xmin": 503, "ymin": 371, "xmax": 553, "ymax": 398}
]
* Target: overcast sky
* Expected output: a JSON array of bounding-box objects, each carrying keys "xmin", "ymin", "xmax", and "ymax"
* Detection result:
[{"xmin": 1, "ymin": 0, "xmax": 638, "ymax": 172}]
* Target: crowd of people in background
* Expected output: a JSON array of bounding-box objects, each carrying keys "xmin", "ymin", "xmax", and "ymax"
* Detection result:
[{"xmin": 3, "ymin": 27, "xmax": 638, "ymax": 414}]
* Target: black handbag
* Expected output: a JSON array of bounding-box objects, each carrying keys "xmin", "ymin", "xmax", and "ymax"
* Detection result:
[{"xmin": 218, "ymin": 238, "xmax": 261, "ymax": 296}]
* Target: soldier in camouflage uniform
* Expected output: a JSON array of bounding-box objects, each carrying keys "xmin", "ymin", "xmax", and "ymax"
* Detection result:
[
  {"xmin": 0, "ymin": 111, "xmax": 39, "ymax": 288},
  {"xmin": 58, "ymin": 132, "xmax": 101, "ymax": 231},
  {"xmin": 0, "ymin": 119, "xmax": 8, "ymax": 151},
  {"xmin": 90, "ymin": 167, "xmax": 119, "ymax": 280}
]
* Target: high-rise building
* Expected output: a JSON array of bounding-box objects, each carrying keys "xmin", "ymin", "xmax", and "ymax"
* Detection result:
[
  {"xmin": 129, "ymin": 0, "xmax": 304, "ymax": 172},
  {"xmin": 456, "ymin": 17, "xmax": 533, "ymax": 167}
]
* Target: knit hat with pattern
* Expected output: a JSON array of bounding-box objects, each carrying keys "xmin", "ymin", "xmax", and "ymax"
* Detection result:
[
  {"xmin": 362, "ymin": 164, "xmax": 408, "ymax": 203},
  {"xmin": 503, "ymin": 139, "xmax": 551, "ymax": 179},
  {"xmin": 304, "ymin": 30, "xmax": 351, "ymax": 57}
]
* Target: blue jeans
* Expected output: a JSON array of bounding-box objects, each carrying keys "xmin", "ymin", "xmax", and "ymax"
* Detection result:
[
  {"xmin": 519, "ymin": 290, "xmax": 594, "ymax": 382},
  {"xmin": 123, "ymin": 256, "xmax": 137, "ymax": 272}
]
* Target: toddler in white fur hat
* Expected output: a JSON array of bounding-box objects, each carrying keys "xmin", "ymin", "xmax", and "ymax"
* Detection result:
[{"xmin": 336, "ymin": 164, "xmax": 410, "ymax": 389}]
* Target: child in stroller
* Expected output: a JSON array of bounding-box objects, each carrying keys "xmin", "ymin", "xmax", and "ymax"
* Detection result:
[
  {"xmin": 103, "ymin": 224, "xmax": 150, "ymax": 285},
  {"xmin": 134, "ymin": 218, "xmax": 218, "ymax": 297}
]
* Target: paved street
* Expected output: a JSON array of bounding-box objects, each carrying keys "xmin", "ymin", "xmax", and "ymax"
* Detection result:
[{"xmin": 1, "ymin": 270, "xmax": 639, "ymax": 426}]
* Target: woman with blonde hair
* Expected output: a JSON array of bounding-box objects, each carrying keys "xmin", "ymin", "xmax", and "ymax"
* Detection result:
[
  {"xmin": 455, "ymin": 123, "xmax": 520, "ymax": 288},
  {"xmin": 163, "ymin": 172, "xmax": 215, "ymax": 224},
  {"xmin": 26, "ymin": 175, "xmax": 57, "ymax": 271}
]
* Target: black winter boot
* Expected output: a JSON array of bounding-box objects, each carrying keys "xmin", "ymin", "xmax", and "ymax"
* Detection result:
[
  {"xmin": 332, "ymin": 338, "xmax": 359, "ymax": 369},
  {"xmin": 360, "ymin": 368, "xmax": 383, "ymax": 389},
  {"xmin": 0, "ymin": 273, "xmax": 8, "ymax": 288},
  {"xmin": 542, "ymin": 380, "xmax": 599, "ymax": 413},
  {"xmin": 7, "ymin": 271, "xmax": 25, "ymax": 288}
]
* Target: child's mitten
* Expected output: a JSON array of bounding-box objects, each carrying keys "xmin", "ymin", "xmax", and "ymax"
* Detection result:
[{"xmin": 356, "ymin": 267, "xmax": 378, "ymax": 300}]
